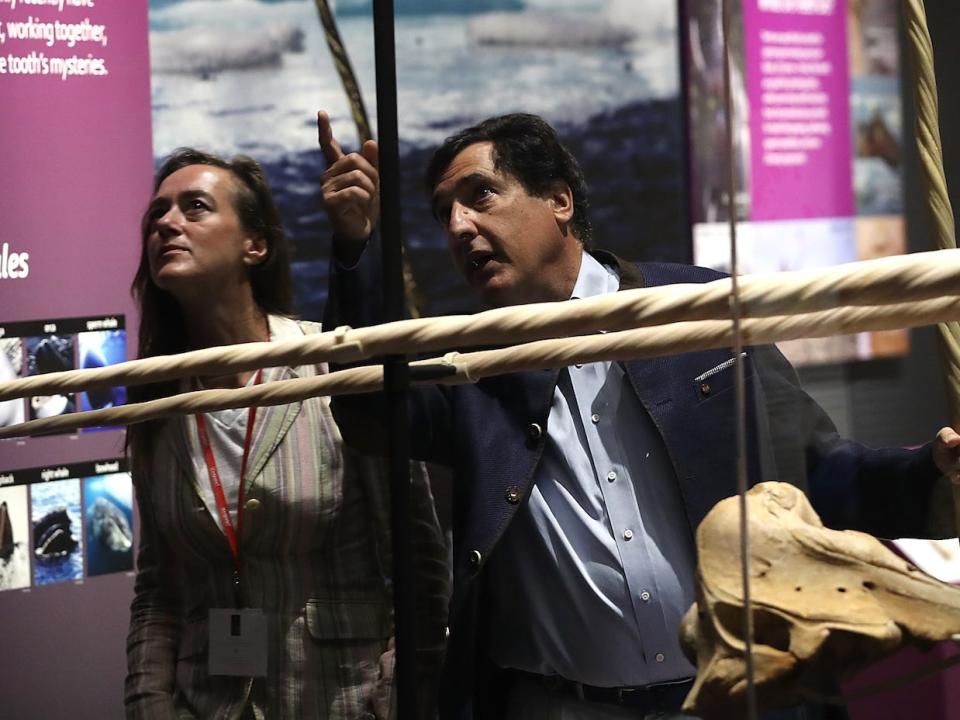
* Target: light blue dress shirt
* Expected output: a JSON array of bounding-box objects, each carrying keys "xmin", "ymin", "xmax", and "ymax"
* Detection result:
[{"xmin": 486, "ymin": 252, "xmax": 698, "ymax": 687}]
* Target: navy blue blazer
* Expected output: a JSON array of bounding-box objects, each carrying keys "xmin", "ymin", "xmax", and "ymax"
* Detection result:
[{"xmin": 325, "ymin": 241, "xmax": 942, "ymax": 719}]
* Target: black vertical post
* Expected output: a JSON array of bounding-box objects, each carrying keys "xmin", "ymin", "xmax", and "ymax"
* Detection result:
[
  {"xmin": 371, "ymin": 1, "xmax": 418, "ymax": 718},
  {"xmin": 675, "ymin": 0, "xmax": 695, "ymax": 264}
]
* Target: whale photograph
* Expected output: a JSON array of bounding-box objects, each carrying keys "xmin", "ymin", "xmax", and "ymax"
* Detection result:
[
  {"xmin": 83, "ymin": 473, "xmax": 134, "ymax": 577},
  {"xmin": 31, "ymin": 479, "xmax": 84, "ymax": 587},
  {"xmin": 0, "ymin": 338, "xmax": 25, "ymax": 430},
  {"xmin": 25, "ymin": 335, "xmax": 76, "ymax": 425},
  {"xmin": 0, "ymin": 486, "xmax": 31, "ymax": 592},
  {"xmin": 77, "ymin": 330, "xmax": 128, "ymax": 418}
]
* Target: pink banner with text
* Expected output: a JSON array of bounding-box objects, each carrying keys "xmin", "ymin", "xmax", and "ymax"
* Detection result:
[
  {"xmin": 0, "ymin": 0, "xmax": 151, "ymax": 479},
  {"xmin": 742, "ymin": 0, "xmax": 853, "ymax": 221}
]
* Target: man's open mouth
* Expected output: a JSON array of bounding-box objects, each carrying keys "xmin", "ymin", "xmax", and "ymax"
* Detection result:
[{"xmin": 467, "ymin": 252, "xmax": 495, "ymax": 276}]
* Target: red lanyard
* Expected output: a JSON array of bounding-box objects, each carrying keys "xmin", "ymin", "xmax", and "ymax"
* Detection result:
[{"xmin": 195, "ymin": 368, "xmax": 263, "ymax": 581}]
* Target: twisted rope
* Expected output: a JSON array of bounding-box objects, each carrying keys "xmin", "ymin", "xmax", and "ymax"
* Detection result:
[
  {"xmin": 4, "ymin": 295, "xmax": 960, "ymax": 439},
  {"xmin": 1, "ymin": 249, "xmax": 959, "ymax": 403},
  {"xmin": 313, "ymin": 0, "xmax": 372, "ymax": 139},
  {"xmin": 903, "ymin": 0, "xmax": 956, "ymax": 248},
  {"xmin": 902, "ymin": 0, "xmax": 960, "ymax": 534}
]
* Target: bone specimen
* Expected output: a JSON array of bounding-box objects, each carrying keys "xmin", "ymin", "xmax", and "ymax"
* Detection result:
[{"xmin": 680, "ymin": 482, "xmax": 960, "ymax": 718}]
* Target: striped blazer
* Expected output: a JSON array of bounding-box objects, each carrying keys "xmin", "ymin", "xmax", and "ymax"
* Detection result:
[{"xmin": 125, "ymin": 315, "xmax": 449, "ymax": 719}]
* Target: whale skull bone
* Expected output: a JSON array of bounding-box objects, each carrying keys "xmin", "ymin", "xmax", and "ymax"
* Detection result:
[{"xmin": 680, "ymin": 482, "xmax": 960, "ymax": 718}]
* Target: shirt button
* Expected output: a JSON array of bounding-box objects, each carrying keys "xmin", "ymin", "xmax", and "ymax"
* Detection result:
[
  {"xmin": 640, "ymin": 590, "xmax": 651, "ymax": 602},
  {"xmin": 575, "ymin": 363, "xmax": 583, "ymax": 369},
  {"xmin": 606, "ymin": 471, "xmax": 617, "ymax": 482},
  {"xmin": 244, "ymin": 498, "xmax": 261, "ymax": 511},
  {"xmin": 623, "ymin": 529, "xmax": 634, "ymax": 540},
  {"xmin": 526, "ymin": 423, "xmax": 543, "ymax": 441},
  {"xmin": 591, "ymin": 413, "xmax": 600, "ymax": 424},
  {"xmin": 655, "ymin": 653, "xmax": 665, "ymax": 663}
]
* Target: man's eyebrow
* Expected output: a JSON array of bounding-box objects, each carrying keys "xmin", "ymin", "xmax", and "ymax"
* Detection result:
[
  {"xmin": 431, "ymin": 172, "xmax": 496, "ymax": 214},
  {"xmin": 456, "ymin": 172, "xmax": 497, "ymax": 189}
]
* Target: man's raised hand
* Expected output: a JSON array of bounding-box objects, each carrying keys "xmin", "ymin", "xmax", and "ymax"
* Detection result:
[{"xmin": 318, "ymin": 110, "xmax": 380, "ymax": 256}]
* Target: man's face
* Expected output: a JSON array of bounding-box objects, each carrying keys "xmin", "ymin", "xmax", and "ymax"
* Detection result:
[
  {"xmin": 144, "ymin": 165, "xmax": 263, "ymax": 298},
  {"xmin": 431, "ymin": 142, "xmax": 581, "ymax": 307}
]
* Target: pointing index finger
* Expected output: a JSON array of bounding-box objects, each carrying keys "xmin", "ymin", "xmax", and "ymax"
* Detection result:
[
  {"xmin": 361, "ymin": 139, "xmax": 379, "ymax": 171},
  {"xmin": 317, "ymin": 110, "xmax": 344, "ymax": 165}
]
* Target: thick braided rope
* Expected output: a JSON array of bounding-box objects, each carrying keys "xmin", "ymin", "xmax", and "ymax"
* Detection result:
[
  {"xmin": 2, "ymin": 249, "xmax": 959, "ymax": 404},
  {"xmin": 4, "ymin": 295, "xmax": 960, "ymax": 439},
  {"xmin": 904, "ymin": 0, "xmax": 956, "ymax": 247},
  {"xmin": 902, "ymin": 0, "xmax": 960, "ymax": 530},
  {"xmin": 314, "ymin": 0, "xmax": 372, "ymax": 142}
]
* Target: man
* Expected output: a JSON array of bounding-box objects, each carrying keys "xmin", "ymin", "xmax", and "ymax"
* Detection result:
[{"xmin": 318, "ymin": 111, "xmax": 960, "ymax": 719}]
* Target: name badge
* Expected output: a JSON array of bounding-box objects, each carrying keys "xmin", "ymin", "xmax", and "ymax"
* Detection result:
[{"xmin": 208, "ymin": 608, "xmax": 268, "ymax": 677}]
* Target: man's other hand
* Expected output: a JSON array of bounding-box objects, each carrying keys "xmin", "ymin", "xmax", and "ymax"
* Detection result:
[{"xmin": 933, "ymin": 426, "xmax": 960, "ymax": 484}]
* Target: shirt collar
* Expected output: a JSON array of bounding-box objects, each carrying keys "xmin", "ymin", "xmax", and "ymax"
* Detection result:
[
  {"xmin": 266, "ymin": 314, "xmax": 303, "ymax": 341},
  {"xmin": 569, "ymin": 251, "xmax": 620, "ymax": 301}
]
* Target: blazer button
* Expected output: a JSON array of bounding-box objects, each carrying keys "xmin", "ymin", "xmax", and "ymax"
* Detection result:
[
  {"xmin": 468, "ymin": 550, "xmax": 482, "ymax": 567},
  {"xmin": 699, "ymin": 382, "xmax": 711, "ymax": 396},
  {"xmin": 505, "ymin": 486, "xmax": 521, "ymax": 505},
  {"xmin": 244, "ymin": 498, "xmax": 262, "ymax": 511},
  {"xmin": 526, "ymin": 423, "xmax": 543, "ymax": 441}
]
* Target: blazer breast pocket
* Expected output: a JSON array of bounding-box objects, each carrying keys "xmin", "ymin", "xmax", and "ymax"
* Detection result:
[{"xmin": 692, "ymin": 352, "xmax": 753, "ymax": 404}]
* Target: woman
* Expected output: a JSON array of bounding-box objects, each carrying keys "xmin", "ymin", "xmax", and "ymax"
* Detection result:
[{"xmin": 124, "ymin": 149, "xmax": 448, "ymax": 719}]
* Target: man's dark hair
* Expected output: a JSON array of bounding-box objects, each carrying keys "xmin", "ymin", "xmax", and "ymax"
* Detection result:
[
  {"xmin": 128, "ymin": 148, "xmax": 293, "ymax": 464},
  {"xmin": 426, "ymin": 113, "xmax": 593, "ymax": 246}
]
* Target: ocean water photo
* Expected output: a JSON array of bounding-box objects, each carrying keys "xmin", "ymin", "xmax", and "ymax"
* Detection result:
[
  {"xmin": 148, "ymin": 0, "xmax": 689, "ymax": 318},
  {"xmin": 31, "ymin": 479, "xmax": 84, "ymax": 587}
]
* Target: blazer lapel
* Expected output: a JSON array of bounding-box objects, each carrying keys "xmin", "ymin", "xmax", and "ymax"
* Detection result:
[
  {"xmin": 166, "ymin": 410, "xmax": 231, "ymax": 547},
  {"xmin": 242, "ymin": 365, "xmax": 303, "ymax": 493},
  {"xmin": 242, "ymin": 314, "xmax": 311, "ymax": 492},
  {"xmin": 172, "ymin": 406, "xmax": 211, "ymax": 509}
]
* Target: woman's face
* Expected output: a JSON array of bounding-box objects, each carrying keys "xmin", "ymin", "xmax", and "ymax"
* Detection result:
[{"xmin": 144, "ymin": 164, "xmax": 264, "ymax": 297}]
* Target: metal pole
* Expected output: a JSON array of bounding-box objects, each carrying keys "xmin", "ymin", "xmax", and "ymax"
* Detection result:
[{"xmin": 371, "ymin": 0, "xmax": 418, "ymax": 717}]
